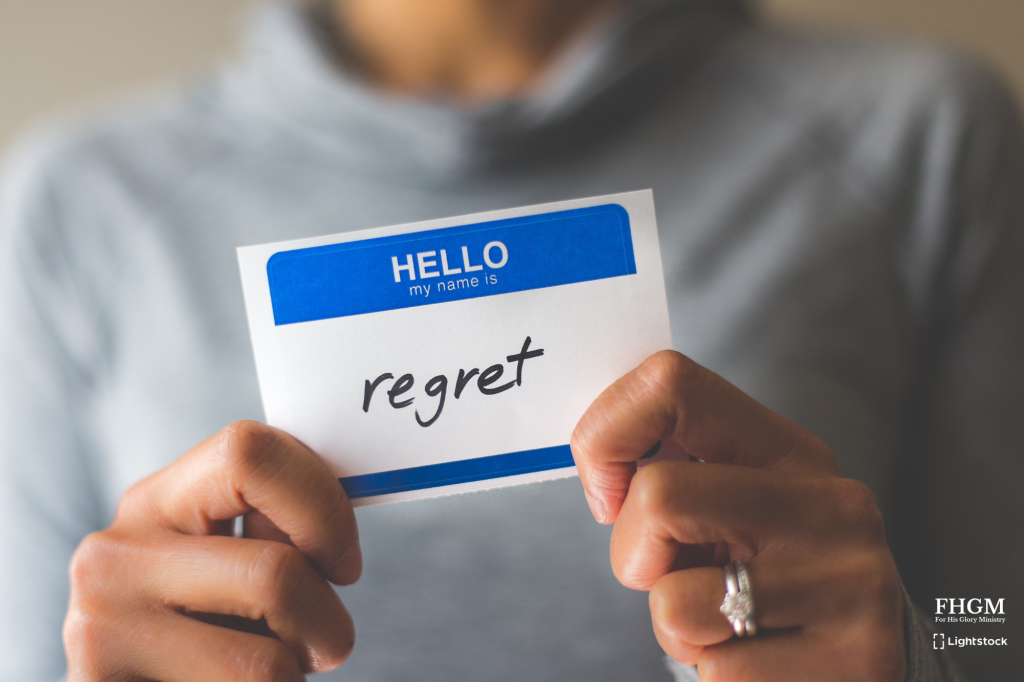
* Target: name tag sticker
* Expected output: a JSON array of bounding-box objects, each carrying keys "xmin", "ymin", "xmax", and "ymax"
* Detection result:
[{"xmin": 238, "ymin": 190, "xmax": 671, "ymax": 506}]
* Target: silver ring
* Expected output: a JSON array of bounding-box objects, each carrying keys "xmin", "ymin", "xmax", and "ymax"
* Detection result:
[{"xmin": 719, "ymin": 560, "xmax": 757, "ymax": 637}]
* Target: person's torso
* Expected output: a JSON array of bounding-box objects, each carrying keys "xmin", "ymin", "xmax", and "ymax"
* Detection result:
[{"xmin": 68, "ymin": 24, "xmax": 942, "ymax": 682}]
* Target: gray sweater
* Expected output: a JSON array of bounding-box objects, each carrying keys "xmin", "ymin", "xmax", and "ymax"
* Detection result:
[{"xmin": 1, "ymin": 1, "xmax": 1020, "ymax": 679}]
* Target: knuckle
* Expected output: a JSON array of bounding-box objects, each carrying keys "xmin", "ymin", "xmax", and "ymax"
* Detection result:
[
  {"xmin": 69, "ymin": 532, "xmax": 123, "ymax": 593},
  {"xmin": 568, "ymin": 423, "xmax": 593, "ymax": 459},
  {"xmin": 629, "ymin": 462, "xmax": 680, "ymax": 519},
  {"xmin": 636, "ymin": 351, "xmax": 701, "ymax": 441},
  {"xmin": 649, "ymin": 570, "xmax": 732, "ymax": 648},
  {"xmin": 247, "ymin": 639, "xmax": 300, "ymax": 682},
  {"xmin": 113, "ymin": 478, "xmax": 151, "ymax": 523},
  {"xmin": 652, "ymin": 626, "xmax": 702, "ymax": 670},
  {"xmin": 250, "ymin": 543, "xmax": 308, "ymax": 615},
  {"xmin": 696, "ymin": 648, "xmax": 753, "ymax": 682},
  {"xmin": 649, "ymin": 582, "xmax": 694, "ymax": 643},
  {"xmin": 631, "ymin": 461, "xmax": 696, "ymax": 520},
  {"xmin": 65, "ymin": 532, "xmax": 150, "ymax": 679},
  {"xmin": 572, "ymin": 352, "xmax": 699, "ymax": 462},
  {"xmin": 857, "ymin": 552, "xmax": 902, "ymax": 613},
  {"xmin": 611, "ymin": 553, "xmax": 650, "ymax": 591},
  {"xmin": 638, "ymin": 351, "xmax": 699, "ymax": 401},
  {"xmin": 312, "ymin": 629, "xmax": 355, "ymax": 672},
  {"xmin": 644, "ymin": 350, "xmax": 697, "ymax": 385},
  {"xmin": 219, "ymin": 420, "xmax": 281, "ymax": 476},
  {"xmin": 324, "ymin": 516, "xmax": 362, "ymax": 587},
  {"xmin": 63, "ymin": 602, "xmax": 114, "ymax": 678},
  {"xmin": 833, "ymin": 479, "xmax": 884, "ymax": 537}
]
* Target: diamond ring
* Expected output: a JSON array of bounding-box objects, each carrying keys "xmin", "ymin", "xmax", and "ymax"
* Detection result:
[{"xmin": 720, "ymin": 560, "xmax": 757, "ymax": 637}]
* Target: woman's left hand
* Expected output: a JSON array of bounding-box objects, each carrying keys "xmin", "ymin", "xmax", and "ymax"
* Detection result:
[{"xmin": 571, "ymin": 351, "xmax": 906, "ymax": 681}]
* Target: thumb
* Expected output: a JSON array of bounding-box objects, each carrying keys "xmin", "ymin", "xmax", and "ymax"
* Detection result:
[
  {"xmin": 570, "ymin": 352, "xmax": 688, "ymax": 523},
  {"xmin": 571, "ymin": 350, "xmax": 836, "ymax": 524}
]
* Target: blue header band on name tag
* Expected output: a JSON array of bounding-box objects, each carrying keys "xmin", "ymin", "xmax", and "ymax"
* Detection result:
[
  {"xmin": 339, "ymin": 445, "xmax": 576, "ymax": 499},
  {"xmin": 267, "ymin": 204, "xmax": 635, "ymax": 325}
]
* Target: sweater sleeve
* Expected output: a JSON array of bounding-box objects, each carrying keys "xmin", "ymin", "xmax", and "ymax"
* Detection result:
[
  {"xmin": 0, "ymin": 138, "xmax": 106, "ymax": 682},
  {"xmin": 893, "ymin": 57, "xmax": 1024, "ymax": 681},
  {"xmin": 904, "ymin": 581, "xmax": 966, "ymax": 682}
]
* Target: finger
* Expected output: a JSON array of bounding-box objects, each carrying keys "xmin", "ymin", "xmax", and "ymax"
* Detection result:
[
  {"xmin": 697, "ymin": 626, "xmax": 906, "ymax": 682},
  {"xmin": 142, "ymin": 534, "xmax": 354, "ymax": 673},
  {"xmin": 649, "ymin": 558, "xmax": 831, "ymax": 660},
  {"xmin": 650, "ymin": 567, "xmax": 734, "ymax": 664},
  {"xmin": 611, "ymin": 461, "xmax": 810, "ymax": 587},
  {"xmin": 610, "ymin": 463, "xmax": 894, "ymax": 592},
  {"xmin": 570, "ymin": 350, "xmax": 836, "ymax": 522},
  {"xmin": 65, "ymin": 607, "xmax": 307, "ymax": 682},
  {"xmin": 117, "ymin": 420, "xmax": 361, "ymax": 585},
  {"xmin": 135, "ymin": 612, "xmax": 308, "ymax": 682},
  {"xmin": 698, "ymin": 631, "xmax": 820, "ymax": 682}
]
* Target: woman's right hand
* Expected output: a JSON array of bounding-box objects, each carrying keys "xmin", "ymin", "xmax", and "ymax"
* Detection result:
[{"xmin": 63, "ymin": 421, "xmax": 362, "ymax": 682}]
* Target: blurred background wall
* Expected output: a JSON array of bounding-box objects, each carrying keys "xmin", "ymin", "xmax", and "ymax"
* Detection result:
[{"xmin": 1, "ymin": 0, "xmax": 1022, "ymax": 154}]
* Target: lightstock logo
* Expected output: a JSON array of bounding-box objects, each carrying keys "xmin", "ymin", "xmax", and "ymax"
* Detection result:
[
  {"xmin": 933, "ymin": 633, "xmax": 1008, "ymax": 650},
  {"xmin": 933, "ymin": 597, "xmax": 1009, "ymax": 651}
]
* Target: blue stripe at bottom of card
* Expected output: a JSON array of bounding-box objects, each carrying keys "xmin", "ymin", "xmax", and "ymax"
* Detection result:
[{"xmin": 339, "ymin": 445, "xmax": 576, "ymax": 499}]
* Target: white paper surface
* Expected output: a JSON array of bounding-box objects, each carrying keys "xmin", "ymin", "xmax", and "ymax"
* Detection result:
[{"xmin": 238, "ymin": 190, "xmax": 672, "ymax": 505}]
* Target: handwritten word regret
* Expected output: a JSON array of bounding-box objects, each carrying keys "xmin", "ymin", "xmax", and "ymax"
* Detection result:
[{"xmin": 362, "ymin": 336, "xmax": 544, "ymax": 427}]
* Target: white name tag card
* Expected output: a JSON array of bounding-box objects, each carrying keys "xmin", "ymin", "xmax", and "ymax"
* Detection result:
[{"xmin": 238, "ymin": 190, "xmax": 671, "ymax": 506}]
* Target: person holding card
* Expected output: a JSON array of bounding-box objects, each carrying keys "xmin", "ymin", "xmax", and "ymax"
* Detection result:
[{"xmin": 1, "ymin": 0, "xmax": 1021, "ymax": 680}]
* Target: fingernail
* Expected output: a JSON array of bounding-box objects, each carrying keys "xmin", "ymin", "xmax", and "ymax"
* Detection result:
[{"xmin": 584, "ymin": 491, "xmax": 606, "ymax": 523}]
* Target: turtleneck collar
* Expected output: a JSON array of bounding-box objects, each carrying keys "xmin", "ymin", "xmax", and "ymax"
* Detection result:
[{"xmin": 211, "ymin": 0, "xmax": 750, "ymax": 181}]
